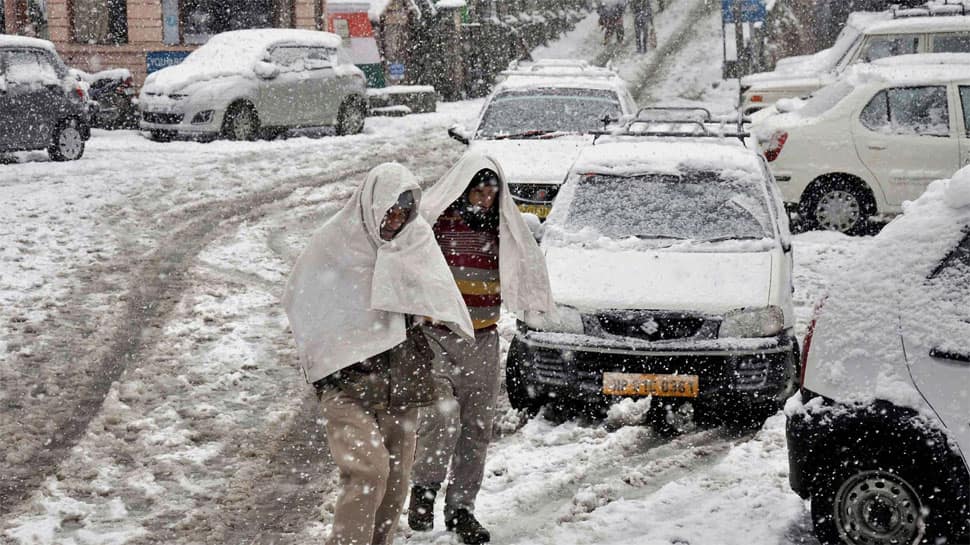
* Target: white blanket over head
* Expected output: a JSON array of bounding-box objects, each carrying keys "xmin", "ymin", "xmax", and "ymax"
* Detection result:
[
  {"xmin": 283, "ymin": 163, "xmax": 474, "ymax": 384},
  {"xmin": 422, "ymin": 152, "xmax": 556, "ymax": 314}
]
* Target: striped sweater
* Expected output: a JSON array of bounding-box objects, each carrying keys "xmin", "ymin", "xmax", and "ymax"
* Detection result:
[{"xmin": 433, "ymin": 211, "xmax": 501, "ymax": 330}]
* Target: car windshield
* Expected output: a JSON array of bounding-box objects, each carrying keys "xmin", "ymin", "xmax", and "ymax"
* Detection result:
[
  {"xmin": 833, "ymin": 25, "xmax": 865, "ymax": 69},
  {"xmin": 563, "ymin": 171, "xmax": 774, "ymax": 242},
  {"xmin": 476, "ymin": 87, "xmax": 621, "ymax": 137}
]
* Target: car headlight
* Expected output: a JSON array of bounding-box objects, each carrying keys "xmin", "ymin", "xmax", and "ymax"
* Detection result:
[
  {"xmin": 719, "ymin": 306, "xmax": 785, "ymax": 338},
  {"xmin": 522, "ymin": 305, "xmax": 584, "ymax": 334}
]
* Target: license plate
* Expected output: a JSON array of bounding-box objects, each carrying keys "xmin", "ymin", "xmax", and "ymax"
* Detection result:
[
  {"xmin": 602, "ymin": 372, "xmax": 699, "ymax": 398},
  {"xmin": 517, "ymin": 204, "xmax": 551, "ymax": 218}
]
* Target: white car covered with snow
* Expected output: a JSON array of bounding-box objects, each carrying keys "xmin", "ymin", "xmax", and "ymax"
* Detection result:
[
  {"xmin": 787, "ymin": 168, "xmax": 970, "ymax": 545},
  {"xmin": 506, "ymin": 123, "xmax": 798, "ymax": 433},
  {"xmin": 139, "ymin": 29, "xmax": 368, "ymax": 142},
  {"xmin": 753, "ymin": 57, "xmax": 970, "ymax": 234},
  {"xmin": 447, "ymin": 59, "xmax": 637, "ymax": 219},
  {"xmin": 741, "ymin": 5, "xmax": 970, "ymax": 114}
]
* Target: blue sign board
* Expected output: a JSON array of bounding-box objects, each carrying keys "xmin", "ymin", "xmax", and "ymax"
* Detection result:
[
  {"xmin": 146, "ymin": 51, "xmax": 191, "ymax": 75},
  {"xmin": 389, "ymin": 62, "xmax": 406, "ymax": 79},
  {"xmin": 721, "ymin": 0, "xmax": 766, "ymax": 23}
]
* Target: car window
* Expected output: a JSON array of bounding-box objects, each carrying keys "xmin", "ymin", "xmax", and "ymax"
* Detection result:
[
  {"xmin": 477, "ymin": 88, "xmax": 622, "ymax": 137},
  {"xmin": 269, "ymin": 46, "xmax": 306, "ymax": 71},
  {"xmin": 858, "ymin": 34, "xmax": 920, "ymax": 62},
  {"xmin": 305, "ymin": 47, "xmax": 334, "ymax": 70},
  {"xmin": 932, "ymin": 33, "xmax": 970, "ymax": 53},
  {"xmin": 961, "ymin": 86, "xmax": 970, "ymax": 137},
  {"xmin": 860, "ymin": 86, "xmax": 950, "ymax": 137},
  {"xmin": 4, "ymin": 49, "xmax": 59, "ymax": 85},
  {"xmin": 563, "ymin": 170, "xmax": 775, "ymax": 242}
]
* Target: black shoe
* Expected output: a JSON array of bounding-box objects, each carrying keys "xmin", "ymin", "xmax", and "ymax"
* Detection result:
[
  {"xmin": 407, "ymin": 484, "xmax": 438, "ymax": 531},
  {"xmin": 445, "ymin": 508, "xmax": 491, "ymax": 544}
]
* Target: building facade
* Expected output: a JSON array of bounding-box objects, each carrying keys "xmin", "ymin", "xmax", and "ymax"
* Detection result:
[{"xmin": 3, "ymin": 0, "xmax": 329, "ymax": 85}]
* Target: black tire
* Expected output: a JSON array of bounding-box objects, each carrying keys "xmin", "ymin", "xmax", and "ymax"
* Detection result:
[
  {"xmin": 48, "ymin": 118, "xmax": 85, "ymax": 162},
  {"xmin": 222, "ymin": 102, "xmax": 259, "ymax": 141},
  {"xmin": 799, "ymin": 176, "xmax": 874, "ymax": 235},
  {"xmin": 810, "ymin": 449, "xmax": 962, "ymax": 545},
  {"xmin": 336, "ymin": 97, "xmax": 367, "ymax": 136},
  {"xmin": 149, "ymin": 130, "xmax": 175, "ymax": 142},
  {"xmin": 505, "ymin": 339, "xmax": 545, "ymax": 416},
  {"xmin": 259, "ymin": 127, "xmax": 287, "ymax": 141}
]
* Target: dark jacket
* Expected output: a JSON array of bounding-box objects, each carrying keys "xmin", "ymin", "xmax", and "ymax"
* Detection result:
[{"xmin": 315, "ymin": 322, "xmax": 435, "ymax": 410}]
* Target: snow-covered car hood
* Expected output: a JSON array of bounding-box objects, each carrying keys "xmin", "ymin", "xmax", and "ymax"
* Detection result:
[
  {"xmin": 545, "ymin": 245, "xmax": 773, "ymax": 314},
  {"xmin": 143, "ymin": 64, "xmax": 252, "ymax": 96},
  {"xmin": 744, "ymin": 75, "xmax": 825, "ymax": 94},
  {"xmin": 469, "ymin": 137, "xmax": 593, "ymax": 185}
]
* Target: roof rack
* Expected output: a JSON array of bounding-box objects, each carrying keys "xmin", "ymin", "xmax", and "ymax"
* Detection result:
[
  {"xmin": 593, "ymin": 107, "xmax": 751, "ymax": 144},
  {"xmin": 891, "ymin": 0, "xmax": 967, "ymax": 18},
  {"xmin": 501, "ymin": 58, "xmax": 621, "ymax": 79}
]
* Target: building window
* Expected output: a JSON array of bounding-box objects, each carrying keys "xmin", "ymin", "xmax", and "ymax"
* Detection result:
[
  {"xmin": 73, "ymin": 0, "xmax": 128, "ymax": 44},
  {"xmin": 181, "ymin": 0, "xmax": 274, "ymax": 44}
]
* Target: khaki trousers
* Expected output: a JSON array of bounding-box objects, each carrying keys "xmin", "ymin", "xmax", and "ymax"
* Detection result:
[
  {"xmin": 411, "ymin": 326, "xmax": 501, "ymax": 515},
  {"xmin": 320, "ymin": 388, "xmax": 419, "ymax": 545}
]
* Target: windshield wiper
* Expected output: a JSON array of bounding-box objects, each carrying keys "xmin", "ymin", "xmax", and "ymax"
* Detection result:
[
  {"xmin": 697, "ymin": 235, "xmax": 766, "ymax": 243},
  {"xmin": 491, "ymin": 130, "xmax": 578, "ymax": 140},
  {"xmin": 633, "ymin": 234, "xmax": 689, "ymax": 240}
]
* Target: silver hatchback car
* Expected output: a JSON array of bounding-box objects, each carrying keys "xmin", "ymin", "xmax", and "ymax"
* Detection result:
[{"xmin": 139, "ymin": 29, "xmax": 368, "ymax": 142}]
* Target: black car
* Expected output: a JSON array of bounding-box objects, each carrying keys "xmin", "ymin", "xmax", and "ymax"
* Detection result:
[{"xmin": 0, "ymin": 36, "xmax": 92, "ymax": 161}]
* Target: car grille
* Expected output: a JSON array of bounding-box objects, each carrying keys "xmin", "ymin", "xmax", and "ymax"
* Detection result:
[
  {"xmin": 508, "ymin": 183, "xmax": 560, "ymax": 205},
  {"xmin": 589, "ymin": 311, "xmax": 711, "ymax": 342},
  {"xmin": 143, "ymin": 112, "xmax": 184, "ymax": 125},
  {"xmin": 733, "ymin": 357, "xmax": 770, "ymax": 390}
]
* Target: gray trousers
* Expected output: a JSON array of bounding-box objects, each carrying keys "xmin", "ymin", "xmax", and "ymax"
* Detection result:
[
  {"xmin": 320, "ymin": 388, "xmax": 419, "ymax": 545},
  {"xmin": 411, "ymin": 326, "xmax": 501, "ymax": 515}
]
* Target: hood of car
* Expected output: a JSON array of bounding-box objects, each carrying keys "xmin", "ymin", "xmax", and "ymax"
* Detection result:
[
  {"xmin": 545, "ymin": 245, "xmax": 774, "ymax": 314},
  {"xmin": 469, "ymin": 137, "xmax": 593, "ymax": 185},
  {"xmin": 744, "ymin": 75, "xmax": 825, "ymax": 94},
  {"xmin": 143, "ymin": 63, "xmax": 250, "ymax": 96}
]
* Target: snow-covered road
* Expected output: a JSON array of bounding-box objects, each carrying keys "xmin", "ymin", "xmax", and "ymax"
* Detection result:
[{"xmin": 2, "ymin": 3, "xmax": 876, "ymax": 544}]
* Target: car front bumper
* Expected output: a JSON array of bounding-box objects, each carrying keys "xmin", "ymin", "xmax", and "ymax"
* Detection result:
[
  {"xmin": 510, "ymin": 330, "xmax": 799, "ymax": 407},
  {"xmin": 138, "ymin": 101, "xmax": 225, "ymax": 136}
]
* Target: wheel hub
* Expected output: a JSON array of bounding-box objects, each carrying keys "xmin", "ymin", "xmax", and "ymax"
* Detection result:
[
  {"xmin": 835, "ymin": 470, "xmax": 923, "ymax": 545},
  {"xmin": 60, "ymin": 127, "xmax": 83, "ymax": 159},
  {"xmin": 815, "ymin": 190, "xmax": 861, "ymax": 233}
]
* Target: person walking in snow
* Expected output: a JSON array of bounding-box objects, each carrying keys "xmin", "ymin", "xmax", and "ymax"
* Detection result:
[
  {"xmin": 283, "ymin": 163, "xmax": 475, "ymax": 545},
  {"xmin": 598, "ymin": 0, "xmax": 627, "ymax": 45},
  {"xmin": 631, "ymin": 0, "xmax": 653, "ymax": 53},
  {"xmin": 407, "ymin": 153, "xmax": 555, "ymax": 544}
]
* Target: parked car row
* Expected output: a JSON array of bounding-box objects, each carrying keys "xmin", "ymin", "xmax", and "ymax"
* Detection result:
[{"xmin": 1, "ymin": 29, "xmax": 369, "ymax": 161}]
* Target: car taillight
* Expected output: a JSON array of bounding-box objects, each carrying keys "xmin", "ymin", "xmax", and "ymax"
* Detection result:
[
  {"xmin": 75, "ymin": 85, "xmax": 85, "ymax": 99},
  {"xmin": 763, "ymin": 131, "xmax": 788, "ymax": 162},
  {"xmin": 750, "ymin": 94, "xmax": 764, "ymax": 103},
  {"xmin": 799, "ymin": 298, "xmax": 827, "ymax": 390}
]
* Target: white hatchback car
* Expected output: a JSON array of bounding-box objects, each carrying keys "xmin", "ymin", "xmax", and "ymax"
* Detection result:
[
  {"xmin": 742, "ymin": 5, "xmax": 970, "ymax": 114},
  {"xmin": 787, "ymin": 168, "xmax": 970, "ymax": 545},
  {"xmin": 447, "ymin": 59, "xmax": 637, "ymax": 219},
  {"xmin": 139, "ymin": 29, "xmax": 368, "ymax": 142},
  {"xmin": 753, "ymin": 57, "xmax": 970, "ymax": 233},
  {"xmin": 507, "ymin": 122, "xmax": 798, "ymax": 432}
]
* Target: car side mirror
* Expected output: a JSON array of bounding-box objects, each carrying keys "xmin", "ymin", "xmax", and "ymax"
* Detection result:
[
  {"xmin": 254, "ymin": 61, "xmax": 281, "ymax": 80},
  {"xmin": 448, "ymin": 125, "xmax": 471, "ymax": 145},
  {"xmin": 522, "ymin": 212, "xmax": 545, "ymax": 242}
]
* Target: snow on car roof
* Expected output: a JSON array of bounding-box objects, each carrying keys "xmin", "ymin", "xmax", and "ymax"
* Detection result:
[
  {"xmin": 865, "ymin": 14, "xmax": 970, "ymax": 35},
  {"xmin": 496, "ymin": 59, "xmax": 630, "ymax": 94},
  {"xmin": 844, "ymin": 56, "xmax": 970, "ymax": 85},
  {"xmin": 202, "ymin": 28, "xmax": 342, "ymax": 53},
  {"xmin": 571, "ymin": 140, "xmax": 764, "ymax": 177},
  {"xmin": 0, "ymin": 35, "xmax": 57, "ymax": 52}
]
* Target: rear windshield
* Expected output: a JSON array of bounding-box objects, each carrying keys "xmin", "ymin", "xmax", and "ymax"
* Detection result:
[
  {"xmin": 477, "ymin": 87, "xmax": 622, "ymax": 137},
  {"xmin": 563, "ymin": 171, "xmax": 774, "ymax": 242},
  {"xmin": 798, "ymin": 82, "xmax": 854, "ymax": 117}
]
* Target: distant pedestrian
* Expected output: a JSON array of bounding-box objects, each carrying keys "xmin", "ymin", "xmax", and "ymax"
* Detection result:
[
  {"xmin": 598, "ymin": 0, "xmax": 627, "ymax": 45},
  {"xmin": 283, "ymin": 163, "xmax": 474, "ymax": 545},
  {"xmin": 631, "ymin": 0, "xmax": 653, "ymax": 53},
  {"xmin": 407, "ymin": 153, "xmax": 555, "ymax": 544}
]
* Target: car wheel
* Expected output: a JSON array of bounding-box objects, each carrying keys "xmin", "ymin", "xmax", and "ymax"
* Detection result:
[
  {"xmin": 149, "ymin": 130, "xmax": 175, "ymax": 142},
  {"xmin": 810, "ymin": 450, "xmax": 962, "ymax": 545},
  {"xmin": 48, "ymin": 118, "xmax": 85, "ymax": 162},
  {"xmin": 336, "ymin": 97, "xmax": 367, "ymax": 136},
  {"xmin": 505, "ymin": 339, "xmax": 545, "ymax": 416},
  {"xmin": 223, "ymin": 103, "xmax": 259, "ymax": 141},
  {"xmin": 800, "ymin": 177, "xmax": 873, "ymax": 235}
]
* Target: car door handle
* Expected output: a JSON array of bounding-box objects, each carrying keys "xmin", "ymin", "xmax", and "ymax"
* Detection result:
[
  {"xmin": 930, "ymin": 347, "xmax": 970, "ymax": 364},
  {"xmin": 867, "ymin": 144, "xmax": 888, "ymax": 151}
]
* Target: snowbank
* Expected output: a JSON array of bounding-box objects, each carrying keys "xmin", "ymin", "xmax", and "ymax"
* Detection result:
[{"xmin": 947, "ymin": 166, "xmax": 970, "ymax": 208}]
